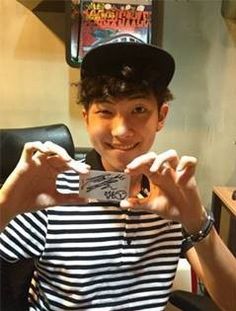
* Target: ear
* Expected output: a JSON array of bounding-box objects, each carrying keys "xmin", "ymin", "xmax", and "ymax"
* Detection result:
[
  {"xmin": 156, "ymin": 103, "xmax": 169, "ymax": 132},
  {"xmin": 82, "ymin": 108, "xmax": 89, "ymax": 126}
]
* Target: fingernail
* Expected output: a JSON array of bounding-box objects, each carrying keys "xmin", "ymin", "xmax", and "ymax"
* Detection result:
[
  {"xmin": 120, "ymin": 200, "xmax": 131, "ymax": 208},
  {"xmin": 176, "ymin": 164, "xmax": 183, "ymax": 171}
]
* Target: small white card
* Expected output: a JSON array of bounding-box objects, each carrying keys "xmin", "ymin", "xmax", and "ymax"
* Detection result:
[{"xmin": 79, "ymin": 170, "xmax": 130, "ymax": 202}]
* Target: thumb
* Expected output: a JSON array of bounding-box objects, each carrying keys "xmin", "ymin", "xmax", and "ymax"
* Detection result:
[
  {"xmin": 54, "ymin": 193, "xmax": 88, "ymax": 206},
  {"xmin": 120, "ymin": 196, "xmax": 149, "ymax": 210}
]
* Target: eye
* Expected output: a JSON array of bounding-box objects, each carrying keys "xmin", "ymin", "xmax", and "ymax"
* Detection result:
[
  {"xmin": 96, "ymin": 109, "xmax": 113, "ymax": 116},
  {"xmin": 133, "ymin": 106, "xmax": 147, "ymax": 114}
]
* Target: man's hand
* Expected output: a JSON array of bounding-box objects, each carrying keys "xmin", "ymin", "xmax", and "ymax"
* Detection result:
[
  {"xmin": 120, "ymin": 149, "xmax": 206, "ymax": 233},
  {"xmin": 0, "ymin": 141, "xmax": 90, "ymax": 230}
]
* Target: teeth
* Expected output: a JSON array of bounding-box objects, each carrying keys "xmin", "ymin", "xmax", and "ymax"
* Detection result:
[{"xmin": 112, "ymin": 144, "xmax": 135, "ymax": 150}]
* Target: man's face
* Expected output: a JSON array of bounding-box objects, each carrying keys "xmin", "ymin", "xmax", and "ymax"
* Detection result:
[{"xmin": 83, "ymin": 94, "xmax": 168, "ymax": 172}]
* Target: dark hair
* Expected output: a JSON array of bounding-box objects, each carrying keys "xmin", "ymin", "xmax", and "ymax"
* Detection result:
[{"xmin": 79, "ymin": 65, "xmax": 174, "ymax": 110}]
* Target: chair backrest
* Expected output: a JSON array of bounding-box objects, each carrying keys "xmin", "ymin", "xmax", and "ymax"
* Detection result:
[
  {"xmin": 0, "ymin": 123, "xmax": 76, "ymax": 311},
  {"xmin": 0, "ymin": 123, "xmax": 75, "ymax": 184}
]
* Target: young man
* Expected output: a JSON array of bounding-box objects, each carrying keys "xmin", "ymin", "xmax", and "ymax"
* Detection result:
[{"xmin": 0, "ymin": 42, "xmax": 236, "ymax": 311}]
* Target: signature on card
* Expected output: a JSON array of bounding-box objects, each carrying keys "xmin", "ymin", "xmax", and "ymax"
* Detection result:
[{"xmin": 80, "ymin": 171, "xmax": 130, "ymax": 201}]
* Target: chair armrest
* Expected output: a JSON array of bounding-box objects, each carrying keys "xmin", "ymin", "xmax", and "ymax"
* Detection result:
[
  {"xmin": 169, "ymin": 290, "xmax": 221, "ymax": 311},
  {"xmin": 0, "ymin": 258, "xmax": 34, "ymax": 311}
]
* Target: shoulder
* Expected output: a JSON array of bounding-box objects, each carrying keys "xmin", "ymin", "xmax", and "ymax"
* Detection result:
[{"xmin": 2, "ymin": 209, "xmax": 48, "ymax": 236}]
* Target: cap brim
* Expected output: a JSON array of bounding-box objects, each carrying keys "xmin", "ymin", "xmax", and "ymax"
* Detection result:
[{"xmin": 81, "ymin": 42, "xmax": 175, "ymax": 88}]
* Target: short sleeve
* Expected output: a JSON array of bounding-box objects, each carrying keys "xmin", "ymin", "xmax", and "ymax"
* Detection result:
[{"xmin": 0, "ymin": 210, "xmax": 48, "ymax": 262}]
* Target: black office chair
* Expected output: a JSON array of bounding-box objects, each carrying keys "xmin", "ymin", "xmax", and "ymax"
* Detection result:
[
  {"xmin": 0, "ymin": 123, "xmax": 76, "ymax": 311},
  {"xmin": 169, "ymin": 289, "xmax": 221, "ymax": 311},
  {"xmin": 0, "ymin": 123, "xmax": 75, "ymax": 185}
]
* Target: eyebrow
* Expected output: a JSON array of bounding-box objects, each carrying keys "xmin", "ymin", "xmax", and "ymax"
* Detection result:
[
  {"xmin": 127, "ymin": 94, "xmax": 150, "ymax": 100},
  {"xmin": 95, "ymin": 93, "xmax": 150, "ymax": 104}
]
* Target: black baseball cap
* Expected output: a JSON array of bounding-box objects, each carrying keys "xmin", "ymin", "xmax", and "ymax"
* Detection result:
[{"xmin": 81, "ymin": 42, "xmax": 175, "ymax": 89}]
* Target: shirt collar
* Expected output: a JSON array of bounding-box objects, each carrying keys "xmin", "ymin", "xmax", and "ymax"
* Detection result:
[{"xmin": 85, "ymin": 149, "xmax": 105, "ymax": 170}]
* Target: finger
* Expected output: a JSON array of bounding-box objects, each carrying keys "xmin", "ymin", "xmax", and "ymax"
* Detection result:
[
  {"xmin": 21, "ymin": 141, "xmax": 50, "ymax": 162},
  {"xmin": 177, "ymin": 165, "xmax": 196, "ymax": 186},
  {"xmin": 176, "ymin": 156, "xmax": 197, "ymax": 185},
  {"xmin": 54, "ymin": 193, "xmax": 89, "ymax": 206},
  {"xmin": 36, "ymin": 193, "xmax": 89, "ymax": 208},
  {"xmin": 120, "ymin": 194, "xmax": 169, "ymax": 215},
  {"xmin": 31, "ymin": 141, "xmax": 71, "ymax": 167},
  {"xmin": 120, "ymin": 197, "xmax": 148, "ymax": 210},
  {"xmin": 43, "ymin": 156, "xmax": 90, "ymax": 175},
  {"xmin": 150, "ymin": 149, "xmax": 179, "ymax": 172},
  {"xmin": 125, "ymin": 150, "xmax": 178, "ymax": 173},
  {"xmin": 125, "ymin": 151, "xmax": 157, "ymax": 171},
  {"xmin": 176, "ymin": 156, "xmax": 197, "ymax": 172},
  {"xmin": 43, "ymin": 141, "xmax": 72, "ymax": 161},
  {"xmin": 150, "ymin": 167, "xmax": 177, "ymax": 197},
  {"xmin": 120, "ymin": 187, "xmax": 159, "ymax": 210},
  {"xmin": 21, "ymin": 141, "xmax": 71, "ymax": 163},
  {"xmin": 63, "ymin": 160, "xmax": 90, "ymax": 174}
]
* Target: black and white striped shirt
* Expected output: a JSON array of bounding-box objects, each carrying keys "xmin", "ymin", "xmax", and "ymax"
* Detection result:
[{"xmin": 1, "ymin": 150, "xmax": 185, "ymax": 311}]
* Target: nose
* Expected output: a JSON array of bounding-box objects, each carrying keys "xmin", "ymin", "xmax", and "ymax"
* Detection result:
[{"xmin": 111, "ymin": 116, "xmax": 133, "ymax": 139}]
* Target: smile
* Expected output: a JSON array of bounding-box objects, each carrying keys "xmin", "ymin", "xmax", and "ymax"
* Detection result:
[{"xmin": 109, "ymin": 143, "xmax": 138, "ymax": 150}]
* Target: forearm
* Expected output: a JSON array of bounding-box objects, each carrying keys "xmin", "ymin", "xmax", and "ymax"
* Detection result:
[
  {"xmin": 0, "ymin": 190, "xmax": 15, "ymax": 231},
  {"xmin": 0, "ymin": 176, "xmax": 25, "ymax": 231},
  {"xmin": 193, "ymin": 227, "xmax": 236, "ymax": 311}
]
